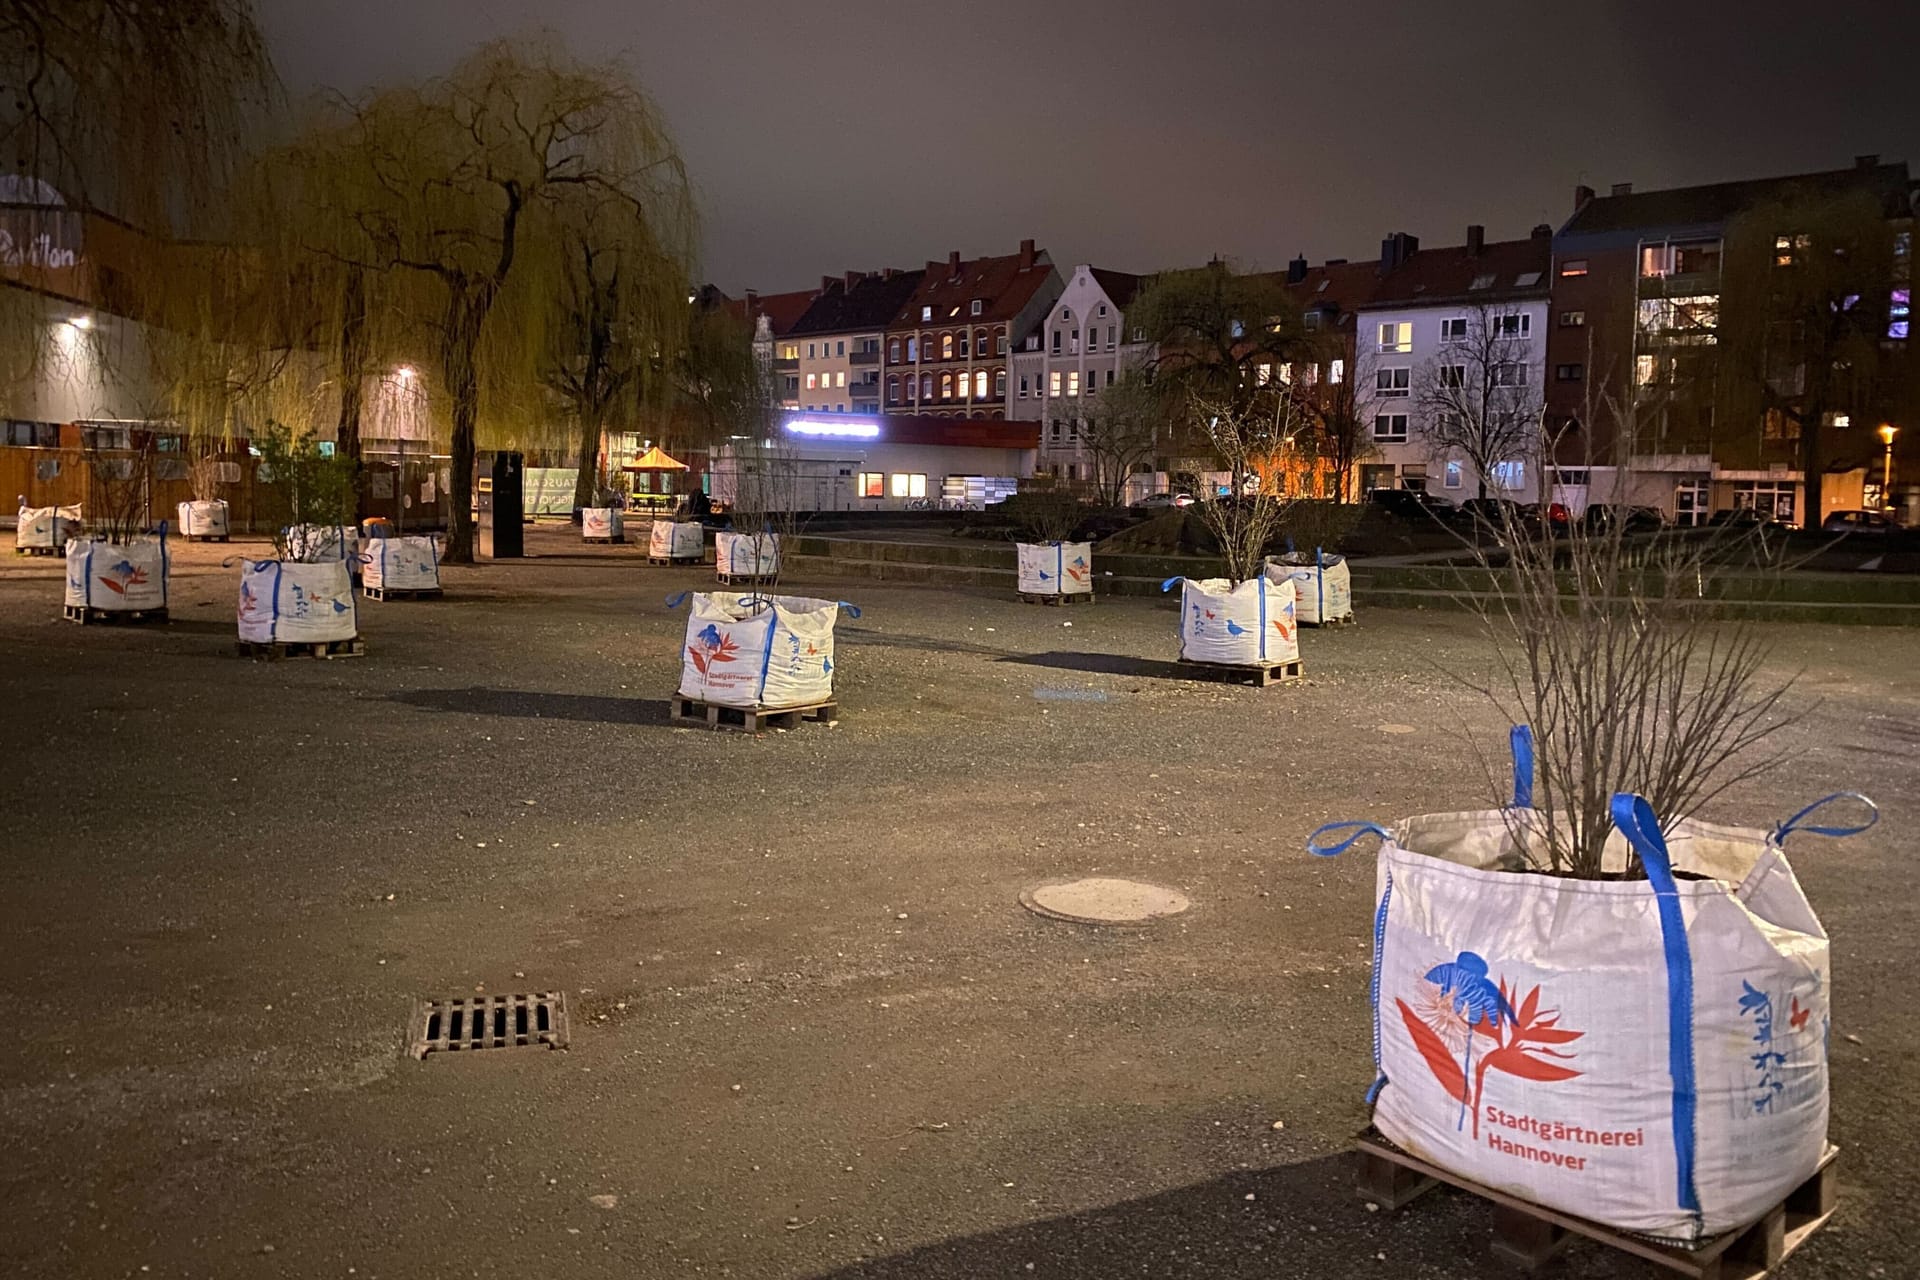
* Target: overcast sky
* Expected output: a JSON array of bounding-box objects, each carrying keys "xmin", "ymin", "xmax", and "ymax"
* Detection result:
[{"xmin": 254, "ymin": 0, "xmax": 1920, "ymax": 294}]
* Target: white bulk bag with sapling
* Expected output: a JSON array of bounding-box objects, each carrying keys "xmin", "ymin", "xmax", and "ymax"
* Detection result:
[
  {"xmin": 361, "ymin": 534, "xmax": 441, "ymax": 593},
  {"xmin": 673, "ymin": 591, "xmax": 857, "ymax": 710},
  {"xmin": 177, "ymin": 499, "xmax": 230, "ymax": 538},
  {"xmin": 1162, "ymin": 575, "xmax": 1297, "ymax": 666},
  {"xmin": 16, "ymin": 502, "xmax": 81, "ymax": 551},
  {"xmin": 284, "ymin": 523, "xmax": 360, "ymax": 572},
  {"xmin": 65, "ymin": 533, "xmax": 169, "ymax": 612},
  {"xmin": 649, "ymin": 520, "xmax": 704, "ymax": 560},
  {"xmin": 1016, "ymin": 541, "xmax": 1093, "ymax": 596},
  {"xmin": 716, "ymin": 530, "xmax": 780, "ymax": 578},
  {"xmin": 1307, "ymin": 727, "xmax": 1876, "ymax": 1244},
  {"xmin": 1265, "ymin": 549, "xmax": 1352, "ymax": 624},
  {"xmin": 582, "ymin": 508, "xmax": 624, "ymax": 541},
  {"xmin": 237, "ymin": 558, "xmax": 357, "ymax": 644}
]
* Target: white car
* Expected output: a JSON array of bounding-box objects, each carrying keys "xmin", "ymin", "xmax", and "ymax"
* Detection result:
[{"xmin": 1130, "ymin": 492, "xmax": 1195, "ymax": 511}]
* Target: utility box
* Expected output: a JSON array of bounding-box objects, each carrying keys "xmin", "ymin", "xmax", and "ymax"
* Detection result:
[{"xmin": 477, "ymin": 451, "xmax": 524, "ymax": 559}]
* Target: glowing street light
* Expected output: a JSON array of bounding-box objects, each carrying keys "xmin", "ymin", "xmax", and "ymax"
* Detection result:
[
  {"xmin": 66, "ymin": 315, "xmax": 91, "ymax": 330},
  {"xmin": 1880, "ymin": 423, "xmax": 1899, "ymax": 508},
  {"xmin": 396, "ymin": 364, "xmax": 415, "ymax": 382}
]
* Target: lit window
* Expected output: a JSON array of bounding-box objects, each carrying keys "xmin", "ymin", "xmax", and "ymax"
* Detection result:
[
  {"xmin": 1277, "ymin": 362, "xmax": 1292, "ymax": 384},
  {"xmin": 1050, "ymin": 372, "xmax": 1062, "ymax": 397},
  {"xmin": 940, "ymin": 373, "xmax": 953, "ymax": 399},
  {"xmin": 1375, "ymin": 367, "xmax": 1411, "ymax": 397},
  {"xmin": 835, "ymin": 371, "xmax": 846, "ymax": 387},
  {"xmin": 1823, "ymin": 412, "xmax": 1850, "ymax": 429},
  {"xmin": 970, "ymin": 299, "xmax": 983, "ymax": 316},
  {"xmin": 1372, "ymin": 414, "xmax": 1408, "ymax": 442},
  {"xmin": 1635, "ymin": 355, "xmax": 1658, "ymax": 386},
  {"xmin": 888, "ymin": 340, "xmax": 900, "ymax": 362},
  {"xmin": 906, "ymin": 337, "xmax": 917, "ymax": 361},
  {"xmin": 1491, "ymin": 461, "xmax": 1525, "ymax": 491},
  {"xmin": 1774, "ymin": 234, "xmax": 1810, "ymax": 268},
  {"xmin": 1555, "ymin": 364, "xmax": 1583, "ymax": 382},
  {"xmin": 942, "ymin": 333, "xmax": 954, "ymax": 359},
  {"xmin": 921, "ymin": 306, "xmax": 932, "ymax": 321},
  {"xmin": 891, "ymin": 472, "xmax": 928, "ymax": 498},
  {"xmin": 1444, "ymin": 461, "xmax": 1463, "ymax": 489},
  {"xmin": 1440, "ymin": 317, "xmax": 1467, "ymax": 342},
  {"xmin": 1559, "ymin": 311, "xmax": 1586, "ymax": 328},
  {"xmin": 975, "ymin": 370, "xmax": 988, "ymax": 398},
  {"xmin": 1068, "ymin": 371, "xmax": 1080, "ymax": 397},
  {"xmin": 1256, "ymin": 363, "xmax": 1272, "ymax": 386},
  {"xmin": 857, "ymin": 472, "xmax": 884, "ymax": 498},
  {"xmin": 1330, "ymin": 359, "xmax": 1345, "ymax": 384},
  {"xmin": 995, "ymin": 370, "xmax": 1006, "ymax": 397},
  {"xmin": 1377, "ymin": 322, "xmax": 1412, "ymax": 353},
  {"xmin": 805, "ymin": 373, "xmax": 817, "ymax": 389},
  {"xmin": 1558, "ymin": 259, "xmax": 1588, "ymax": 278}
]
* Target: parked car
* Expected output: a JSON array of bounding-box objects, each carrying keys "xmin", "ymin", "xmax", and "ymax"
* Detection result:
[
  {"xmin": 1368, "ymin": 487, "xmax": 1461, "ymax": 523},
  {"xmin": 1582, "ymin": 503, "xmax": 1666, "ymax": 533},
  {"xmin": 1821, "ymin": 509, "xmax": 1900, "ymax": 534},
  {"xmin": 1129, "ymin": 491, "xmax": 1196, "ymax": 511},
  {"xmin": 1517, "ymin": 501, "xmax": 1573, "ymax": 534},
  {"xmin": 1707, "ymin": 506, "xmax": 1790, "ymax": 530},
  {"xmin": 1459, "ymin": 497, "xmax": 1526, "ymax": 528}
]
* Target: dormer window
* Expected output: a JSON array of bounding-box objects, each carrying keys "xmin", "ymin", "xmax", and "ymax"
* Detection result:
[
  {"xmin": 970, "ymin": 299, "xmax": 983, "ymax": 316},
  {"xmin": 1469, "ymin": 273, "xmax": 1496, "ymax": 290},
  {"xmin": 921, "ymin": 305, "xmax": 932, "ymax": 321}
]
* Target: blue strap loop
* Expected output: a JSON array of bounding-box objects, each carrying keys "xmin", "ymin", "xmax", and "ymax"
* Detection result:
[
  {"xmin": 664, "ymin": 590, "xmax": 691, "ymax": 609},
  {"xmin": 1306, "ymin": 821, "xmax": 1393, "ymax": 858},
  {"xmin": 1510, "ymin": 724, "xmax": 1534, "ymax": 809},
  {"xmin": 1609, "ymin": 792, "xmax": 1702, "ymax": 1221},
  {"xmin": 837, "ymin": 601, "xmax": 862, "ymax": 619},
  {"xmin": 1775, "ymin": 792, "xmax": 1879, "ymax": 842},
  {"xmin": 1160, "ymin": 576, "xmax": 1183, "ymax": 592}
]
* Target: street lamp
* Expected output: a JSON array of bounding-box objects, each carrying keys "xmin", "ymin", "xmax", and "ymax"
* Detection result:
[{"xmin": 1880, "ymin": 424, "xmax": 1898, "ymax": 510}]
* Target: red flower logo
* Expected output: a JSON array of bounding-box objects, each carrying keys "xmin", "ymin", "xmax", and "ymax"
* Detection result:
[{"xmin": 1397, "ymin": 974, "xmax": 1583, "ymax": 1138}]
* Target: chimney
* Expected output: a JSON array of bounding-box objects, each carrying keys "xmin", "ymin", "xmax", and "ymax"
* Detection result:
[
  {"xmin": 1531, "ymin": 223, "xmax": 1553, "ymax": 240},
  {"xmin": 1018, "ymin": 238, "xmax": 1035, "ymax": 270},
  {"xmin": 926, "ymin": 260, "xmax": 941, "ymax": 278},
  {"xmin": 1286, "ymin": 254, "xmax": 1308, "ymax": 284},
  {"xmin": 948, "ymin": 250, "xmax": 961, "ymax": 278},
  {"xmin": 744, "ymin": 288, "xmax": 759, "ymax": 311},
  {"xmin": 821, "ymin": 275, "xmax": 836, "ymax": 293},
  {"xmin": 1466, "ymin": 224, "xmax": 1485, "ymax": 256},
  {"xmin": 1856, "ymin": 153, "xmax": 1880, "ymax": 170},
  {"xmin": 1573, "ymin": 184, "xmax": 1595, "ymax": 212},
  {"xmin": 1610, "ymin": 182, "xmax": 1633, "ymax": 197},
  {"xmin": 1379, "ymin": 231, "xmax": 1419, "ymax": 270},
  {"xmin": 844, "ymin": 270, "xmax": 863, "ymax": 290}
]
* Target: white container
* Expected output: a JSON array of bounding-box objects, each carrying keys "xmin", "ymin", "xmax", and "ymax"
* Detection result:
[
  {"xmin": 1015, "ymin": 541, "xmax": 1093, "ymax": 596},
  {"xmin": 582, "ymin": 508, "xmax": 625, "ymax": 541},
  {"xmin": 16, "ymin": 503, "xmax": 81, "ymax": 550},
  {"xmin": 361, "ymin": 534, "xmax": 441, "ymax": 593},
  {"xmin": 677, "ymin": 591, "xmax": 852, "ymax": 709},
  {"xmin": 283, "ymin": 523, "xmax": 361, "ymax": 571},
  {"xmin": 716, "ymin": 530, "xmax": 780, "ymax": 579},
  {"xmin": 649, "ymin": 520, "xmax": 704, "ymax": 560},
  {"xmin": 237, "ymin": 558, "xmax": 358, "ymax": 644},
  {"xmin": 177, "ymin": 499, "xmax": 230, "ymax": 538},
  {"xmin": 1265, "ymin": 550, "xmax": 1353, "ymax": 624},
  {"xmin": 1164, "ymin": 575, "xmax": 1298, "ymax": 666},
  {"xmin": 65, "ymin": 535, "xmax": 169, "ymax": 612},
  {"xmin": 1307, "ymin": 731, "xmax": 1874, "ymax": 1243}
]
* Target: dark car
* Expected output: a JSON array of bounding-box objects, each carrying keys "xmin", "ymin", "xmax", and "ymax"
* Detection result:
[
  {"xmin": 1368, "ymin": 487, "xmax": 1461, "ymax": 523},
  {"xmin": 1583, "ymin": 503, "xmax": 1666, "ymax": 534},
  {"xmin": 1459, "ymin": 497, "xmax": 1526, "ymax": 528},
  {"xmin": 1517, "ymin": 501, "xmax": 1573, "ymax": 534},
  {"xmin": 1707, "ymin": 506, "xmax": 1789, "ymax": 530},
  {"xmin": 1821, "ymin": 509, "xmax": 1899, "ymax": 534}
]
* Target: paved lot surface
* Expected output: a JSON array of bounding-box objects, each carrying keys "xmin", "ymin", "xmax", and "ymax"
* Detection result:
[{"xmin": 1, "ymin": 528, "xmax": 1914, "ymax": 1279}]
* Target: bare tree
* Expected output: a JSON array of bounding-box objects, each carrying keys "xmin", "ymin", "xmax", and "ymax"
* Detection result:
[
  {"xmin": 1292, "ymin": 346, "xmax": 1381, "ymax": 502},
  {"xmin": 1189, "ymin": 388, "xmax": 1304, "ymax": 582},
  {"xmin": 1414, "ymin": 305, "xmax": 1543, "ymax": 500},
  {"xmin": 1078, "ymin": 366, "xmax": 1166, "ymax": 507}
]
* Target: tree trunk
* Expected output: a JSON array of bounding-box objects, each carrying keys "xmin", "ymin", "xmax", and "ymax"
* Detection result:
[
  {"xmin": 442, "ymin": 299, "xmax": 482, "ymax": 563},
  {"xmin": 335, "ymin": 267, "xmax": 369, "ymax": 522},
  {"xmin": 572, "ymin": 402, "xmax": 604, "ymax": 510},
  {"xmin": 1798, "ymin": 403, "xmax": 1823, "ymax": 530}
]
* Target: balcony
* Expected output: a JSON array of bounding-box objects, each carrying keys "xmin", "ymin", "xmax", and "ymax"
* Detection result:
[
  {"xmin": 849, "ymin": 348, "xmax": 881, "ymax": 367},
  {"xmin": 772, "ymin": 356, "xmax": 799, "ymax": 372},
  {"xmin": 849, "ymin": 380, "xmax": 881, "ymax": 401}
]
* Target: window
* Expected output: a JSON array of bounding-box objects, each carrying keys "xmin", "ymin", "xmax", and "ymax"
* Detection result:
[
  {"xmin": 1492, "ymin": 362, "xmax": 1528, "ymax": 387},
  {"xmin": 1440, "ymin": 317, "xmax": 1467, "ymax": 342},
  {"xmin": 1051, "ymin": 329, "xmax": 1062, "ymax": 355},
  {"xmin": 1131, "ymin": 327, "xmax": 1145, "ymax": 342},
  {"xmin": 1256, "ymin": 362, "xmax": 1272, "ymax": 386},
  {"xmin": 1443, "ymin": 461, "xmax": 1463, "ymax": 490},
  {"xmin": 959, "ymin": 331, "xmax": 970, "ymax": 357},
  {"xmin": 942, "ymin": 333, "xmax": 954, "ymax": 360},
  {"xmin": 975, "ymin": 370, "xmax": 988, "ymax": 398},
  {"xmin": 887, "ymin": 376, "xmax": 900, "ymax": 403},
  {"xmin": 1642, "ymin": 238, "xmax": 1721, "ymax": 279},
  {"xmin": 1106, "ymin": 325, "xmax": 1115, "ymax": 349},
  {"xmin": 921, "ymin": 305, "xmax": 933, "ymax": 321},
  {"xmin": 995, "ymin": 370, "xmax": 1006, "ymax": 398},
  {"xmin": 940, "ymin": 373, "xmax": 953, "ymax": 399},
  {"xmin": 857, "ymin": 472, "xmax": 884, "ymax": 498},
  {"xmin": 2, "ymin": 420, "xmax": 57, "ymax": 447},
  {"xmin": 1062, "ymin": 307, "xmax": 1072, "ymax": 320},
  {"xmin": 996, "ymin": 332, "xmax": 1008, "ymax": 355},
  {"xmin": 1070, "ymin": 328, "xmax": 1079, "ymax": 355},
  {"xmin": 1774, "ymin": 233, "xmax": 1811, "ymax": 268},
  {"xmin": 1276, "ymin": 362, "xmax": 1292, "ymax": 384},
  {"xmin": 920, "ymin": 373, "xmax": 932, "ymax": 400},
  {"xmin": 1559, "ymin": 310, "xmax": 1586, "ymax": 328},
  {"xmin": 1469, "ymin": 274, "xmax": 1496, "ymax": 290},
  {"xmin": 1377, "ymin": 321, "xmax": 1412, "ymax": 353},
  {"xmin": 1514, "ymin": 272, "xmax": 1542, "ymax": 287},
  {"xmin": 782, "ymin": 344, "xmax": 798, "ymax": 359},
  {"xmin": 1105, "ymin": 369, "xmax": 1115, "ymax": 386},
  {"xmin": 1097, "ymin": 303, "xmax": 1107, "ymax": 316},
  {"xmin": 1330, "ymin": 359, "xmax": 1345, "ymax": 384},
  {"xmin": 1373, "ymin": 413, "xmax": 1409, "ymax": 442},
  {"xmin": 1635, "ymin": 354, "xmax": 1658, "ymax": 387},
  {"xmin": 805, "ymin": 373, "xmax": 817, "ymax": 390},
  {"xmin": 891, "ymin": 472, "xmax": 928, "ymax": 498},
  {"xmin": 889, "ymin": 339, "xmax": 901, "ymax": 362},
  {"xmin": 1490, "ymin": 461, "xmax": 1525, "ymax": 492},
  {"xmin": 807, "ymin": 342, "xmax": 816, "ymax": 359},
  {"xmin": 831, "ymin": 371, "xmax": 843, "ymax": 387},
  {"xmin": 1067, "ymin": 371, "xmax": 1080, "ymax": 397},
  {"xmin": 1050, "ymin": 420, "xmax": 1062, "ymax": 440},
  {"xmin": 1375, "ymin": 367, "xmax": 1411, "ymax": 397},
  {"xmin": 906, "ymin": 337, "xmax": 917, "ymax": 361},
  {"xmin": 1823, "ymin": 412, "xmax": 1850, "ymax": 429},
  {"xmin": 1018, "ymin": 375, "xmax": 1030, "ymax": 398},
  {"xmin": 1493, "ymin": 313, "xmax": 1532, "ymax": 338},
  {"xmin": 1438, "ymin": 364, "xmax": 1466, "ymax": 388},
  {"xmin": 970, "ymin": 299, "xmax": 983, "ymax": 316},
  {"xmin": 1555, "ymin": 363, "xmax": 1584, "ymax": 382},
  {"xmin": 836, "ymin": 340, "xmax": 845, "ymax": 357},
  {"xmin": 1050, "ymin": 371, "xmax": 1062, "ymax": 397},
  {"xmin": 1558, "ymin": 259, "xmax": 1588, "ymax": 278}
]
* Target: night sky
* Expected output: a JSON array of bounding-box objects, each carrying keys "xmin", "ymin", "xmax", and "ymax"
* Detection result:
[{"xmin": 255, "ymin": 0, "xmax": 1920, "ymax": 293}]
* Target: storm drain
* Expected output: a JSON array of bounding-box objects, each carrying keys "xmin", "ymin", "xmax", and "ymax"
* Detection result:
[{"xmin": 408, "ymin": 992, "xmax": 570, "ymax": 1060}]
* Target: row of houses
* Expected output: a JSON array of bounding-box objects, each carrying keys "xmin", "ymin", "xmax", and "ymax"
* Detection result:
[{"xmin": 713, "ymin": 155, "xmax": 1920, "ymax": 525}]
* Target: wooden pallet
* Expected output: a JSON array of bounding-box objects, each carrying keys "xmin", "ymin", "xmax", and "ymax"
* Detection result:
[
  {"xmin": 185, "ymin": 533, "xmax": 230, "ymax": 543},
  {"xmin": 582, "ymin": 535, "xmax": 625, "ymax": 544},
  {"xmin": 1355, "ymin": 1129, "xmax": 1838, "ymax": 1278},
  {"xmin": 1303, "ymin": 614, "xmax": 1356, "ymax": 628},
  {"xmin": 1019, "ymin": 591, "xmax": 1096, "ymax": 606},
  {"xmin": 715, "ymin": 570, "xmax": 777, "ymax": 586},
  {"xmin": 13, "ymin": 545, "xmax": 60, "ymax": 556},
  {"xmin": 63, "ymin": 604, "xmax": 169, "ymax": 625},
  {"xmin": 236, "ymin": 636, "xmax": 367, "ymax": 661},
  {"xmin": 1176, "ymin": 656, "xmax": 1304, "ymax": 687},
  {"xmin": 361, "ymin": 585, "xmax": 442, "ymax": 602},
  {"xmin": 670, "ymin": 693, "xmax": 836, "ymax": 732},
  {"xmin": 647, "ymin": 555, "xmax": 702, "ymax": 566}
]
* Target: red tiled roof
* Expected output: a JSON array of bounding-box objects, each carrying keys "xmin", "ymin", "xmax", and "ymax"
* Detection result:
[
  {"xmin": 1278, "ymin": 259, "xmax": 1381, "ymax": 327},
  {"xmin": 889, "ymin": 246, "xmax": 1056, "ymax": 330},
  {"xmin": 1365, "ymin": 236, "xmax": 1551, "ymax": 307},
  {"xmin": 1089, "ymin": 266, "xmax": 1144, "ymax": 310},
  {"xmin": 723, "ymin": 287, "xmax": 820, "ymax": 337}
]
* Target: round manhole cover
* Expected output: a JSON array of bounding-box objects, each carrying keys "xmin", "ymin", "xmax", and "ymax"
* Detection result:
[{"xmin": 1020, "ymin": 877, "xmax": 1191, "ymax": 925}]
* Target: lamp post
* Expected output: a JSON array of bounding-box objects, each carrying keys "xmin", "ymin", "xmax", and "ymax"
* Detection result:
[{"xmin": 1880, "ymin": 423, "xmax": 1898, "ymax": 511}]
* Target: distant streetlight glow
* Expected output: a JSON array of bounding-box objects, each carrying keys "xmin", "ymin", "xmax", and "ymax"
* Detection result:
[
  {"xmin": 396, "ymin": 364, "xmax": 415, "ymax": 382},
  {"xmin": 785, "ymin": 416, "xmax": 881, "ymax": 440},
  {"xmin": 1881, "ymin": 423, "xmax": 1899, "ymax": 506}
]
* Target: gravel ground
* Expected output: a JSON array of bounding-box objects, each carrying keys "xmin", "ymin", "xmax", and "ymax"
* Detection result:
[{"xmin": 0, "ymin": 527, "xmax": 1914, "ymax": 1279}]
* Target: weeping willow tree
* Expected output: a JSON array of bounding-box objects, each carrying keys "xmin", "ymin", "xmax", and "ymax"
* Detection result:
[{"xmin": 246, "ymin": 38, "xmax": 695, "ymax": 561}]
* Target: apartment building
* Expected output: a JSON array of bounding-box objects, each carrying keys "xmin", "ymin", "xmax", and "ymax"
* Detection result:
[
  {"xmin": 785, "ymin": 268, "xmax": 924, "ymax": 416},
  {"xmin": 883, "ymin": 241, "xmax": 1062, "ymax": 420},
  {"xmin": 1008, "ymin": 264, "xmax": 1148, "ymax": 480},
  {"xmin": 1547, "ymin": 157, "xmax": 1916, "ymax": 525},
  {"xmin": 1353, "ymin": 227, "xmax": 1553, "ymax": 501},
  {"xmin": 733, "ymin": 287, "xmax": 823, "ymax": 412}
]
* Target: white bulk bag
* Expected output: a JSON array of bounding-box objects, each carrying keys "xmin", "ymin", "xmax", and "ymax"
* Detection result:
[
  {"xmin": 284, "ymin": 523, "xmax": 360, "ymax": 569},
  {"xmin": 1265, "ymin": 550, "xmax": 1352, "ymax": 624},
  {"xmin": 237, "ymin": 558, "xmax": 358, "ymax": 644},
  {"xmin": 1016, "ymin": 542, "xmax": 1093, "ymax": 595},
  {"xmin": 1308, "ymin": 728, "xmax": 1875, "ymax": 1243},
  {"xmin": 362, "ymin": 534, "xmax": 441, "ymax": 592},
  {"xmin": 716, "ymin": 530, "xmax": 780, "ymax": 578},
  {"xmin": 16, "ymin": 503, "xmax": 81, "ymax": 550},
  {"xmin": 582, "ymin": 508, "xmax": 624, "ymax": 540},
  {"xmin": 177, "ymin": 499, "xmax": 230, "ymax": 538},
  {"xmin": 65, "ymin": 536, "xmax": 169, "ymax": 611},
  {"xmin": 674, "ymin": 591, "xmax": 855, "ymax": 710},
  {"xmin": 1163, "ymin": 575, "xmax": 1298, "ymax": 666},
  {"xmin": 649, "ymin": 520, "xmax": 704, "ymax": 559}
]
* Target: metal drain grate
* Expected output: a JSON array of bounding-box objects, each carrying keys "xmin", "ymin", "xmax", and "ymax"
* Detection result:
[{"xmin": 408, "ymin": 992, "xmax": 570, "ymax": 1059}]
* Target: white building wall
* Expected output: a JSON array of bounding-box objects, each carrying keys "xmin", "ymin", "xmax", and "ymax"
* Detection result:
[
  {"xmin": 1022, "ymin": 266, "xmax": 1146, "ymax": 483},
  {"xmin": 1352, "ymin": 297, "xmax": 1549, "ymax": 503},
  {"xmin": 711, "ymin": 437, "xmax": 1036, "ymax": 511}
]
